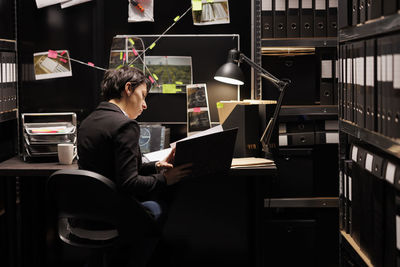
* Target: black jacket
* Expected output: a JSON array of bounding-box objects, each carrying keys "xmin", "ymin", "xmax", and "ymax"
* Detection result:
[{"xmin": 77, "ymin": 101, "xmax": 166, "ymax": 199}]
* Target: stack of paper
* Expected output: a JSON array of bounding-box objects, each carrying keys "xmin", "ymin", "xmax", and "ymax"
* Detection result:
[{"xmin": 231, "ymin": 157, "xmax": 275, "ymax": 168}]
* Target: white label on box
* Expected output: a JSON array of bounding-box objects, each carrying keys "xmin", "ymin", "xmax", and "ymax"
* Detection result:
[
  {"xmin": 394, "ymin": 54, "xmax": 400, "ymax": 89},
  {"xmin": 385, "ymin": 162, "xmax": 396, "ymax": 184},
  {"xmin": 377, "ymin": 56, "xmax": 382, "ymax": 82},
  {"xmin": 387, "ymin": 54, "xmax": 393, "ymax": 82},
  {"xmin": 262, "ymin": 0, "xmax": 273, "ymax": 11},
  {"xmin": 329, "ymin": 0, "xmax": 338, "ymax": 8},
  {"xmin": 302, "ymin": 0, "xmax": 312, "ymax": 9},
  {"xmin": 344, "ymin": 174, "xmax": 347, "ymax": 198},
  {"xmin": 315, "ymin": 0, "xmax": 326, "ymax": 10},
  {"xmin": 326, "ymin": 132, "xmax": 339, "ymax": 144},
  {"xmin": 365, "ymin": 153, "xmax": 373, "ymax": 172},
  {"xmin": 279, "ymin": 135, "xmax": 288, "ymax": 146},
  {"xmin": 288, "ymin": 0, "xmax": 299, "ymax": 9},
  {"xmin": 321, "ymin": 60, "xmax": 333, "ymax": 78},
  {"xmin": 351, "ymin": 145, "xmax": 358, "ymax": 162},
  {"xmin": 366, "ymin": 56, "xmax": 374, "ymax": 86},
  {"xmin": 348, "ymin": 176, "xmax": 352, "ymax": 201},
  {"xmin": 275, "ymin": 0, "xmax": 286, "ymax": 11},
  {"xmin": 339, "ymin": 171, "xmax": 343, "ymax": 194},
  {"xmin": 347, "ymin": 59, "xmax": 352, "ymax": 83},
  {"xmin": 7, "ymin": 63, "xmax": 11, "ymax": 83},
  {"xmin": 359, "ymin": 57, "xmax": 365, "ymax": 86},
  {"xmin": 336, "ymin": 60, "xmax": 339, "ymax": 79},
  {"xmin": 396, "ymin": 216, "xmax": 400, "ymax": 250},
  {"xmin": 382, "ymin": 55, "xmax": 387, "ymax": 82},
  {"xmin": 1, "ymin": 63, "xmax": 5, "ymax": 83}
]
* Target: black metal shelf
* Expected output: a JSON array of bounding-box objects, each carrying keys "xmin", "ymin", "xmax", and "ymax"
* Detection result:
[
  {"xmin": 262, "ymin": 37, "xmax": 338, "ymax": 48},
  {"xmin": 0, "ymin": 110, "xmax": 18, "ymax": 123},
  {"xmin": 340, "ymin": 12, "xmax": 400, "ymax": 43},
  {"xmin": 280, "ymin": 105, "xmax": 338, "ymax": 116},
  {"xmin": 339, "ymin": 119, "xmax": 400, "ymax": 158},
  {"xmin": 0, "ymin": 39, "xmax": 16, "ymax": 51}
]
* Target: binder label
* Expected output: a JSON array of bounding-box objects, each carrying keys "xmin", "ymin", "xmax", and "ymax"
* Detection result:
[
  {"xmin": 302, "ymin": 0, "xmax": 312, "ymax": 9},
  {"xmin": 348, "ymin": 176, "xmax": 352, "ymax": 201},
  {"xmin": 382, "ymin": 55, "xmax": 387, "ymax": 82},
  {"xmin": 377, "ymin": 56, "xmax": 382, "ymax": 82},
  {"xmin": 339, "ymin": 171, "xmax": 343, "ymax": 194},
  {"xmin": 397, "ymin": 216, "xmax": 400, "ymax": 250},
  {"xmin": 326, "ymin": 132, "xmax": 339, "ymax": 143},
  {"xmin": 387, "ymin": 54, "xmax": 393, "ymax": 82},
  {"xmin": 394, "ymin": 54, "xmax": 400, "ymax": 89},
  {"xmin": 329, "ymin": 0, "xmax": 338, "ymax": 8},
  {"xmin": 351, "ymin": 145, "xmax": 358, "ymax": 162},
  {"xmin": 262, "ymin": 0, "xmax": 272, "ymax": 11},
  {"xmin": 336, "ymin": 60, "xmax": 339, "ymax": 79},
  {"xmin": 279, "ymin": 134, "xmax": 288, "ymax": 146},
  {"xmin": 344, "ymin": 174, "xmax": 347, "ymax": 198},
  {"xmin": 366, "ymin": 56, "xmax": 374, "ymax": 87},
  {"xmin": 288, "ymin": 0, "xmax": 299, "ymax": 9},
  {"xmin": 322, "ymin": 60, "xmax": 333, "ymax": 78},
  {"xmin": 347, "ymin": 59, "xmax": 352, "ymax": 83},
  {"xmin": 385, "ymin": 162, "xmax": 396, "ymax": 184},
  {"xmin": 358, "ymin": 57, "xmax": 365, "ymax": 86},
  {"xmin": 315, "ymin": 0, "xmax": 326, "ymax": 10},
  {"xmin": 275, "ymin": 0, "xmax": 285, "ymax": 11},
  {"xmin": 365, "ymin": 153, "xmax": 373, "ymax": 172}
]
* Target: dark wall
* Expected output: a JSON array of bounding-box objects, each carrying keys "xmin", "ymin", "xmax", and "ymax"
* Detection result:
[
  {"xmin": 0, "ymin": 0, "xmax": 15, "ymax": 40},
  {"xmin": 17, "ymin": 0, "xmax": 252, "ymax": 123}
]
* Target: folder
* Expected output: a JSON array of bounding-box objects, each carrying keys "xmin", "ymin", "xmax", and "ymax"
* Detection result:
[
  {"xmin": 320, "ymin": 58, "xmax": 334, "ymax": 104},
  {"xmin": 377, "ymin": 38, "xmax": 383, "ymax": 134},
  {"xmin": 262, "ymin": 0, "xmax": 274, "ymax": 38},
  {"xmin": 314, "ymin": 0, "xmax": 327, "ymax": 37},
  {"xmin": 352, "ymin": 0, "xmax": 359, "ymax": 25},
  {"xmin": 339, "ymin": 48, "xmax": 344, "ymax": 118},
  {"xmin": 0, "ymin": 52, "xmax": 3, "ymax": 113},
  {"xmin": 381, "ymin": 36, "xmax": 393, "ymax": 137},
  {"xmin": 385, "ymin": 36, "xmax": 395, "ymax": 138},
  {"xmin": 300, "ymin": 0, "xmax": 314, "ymax": 37},
  {"xmin": 383, "ymin": 0, "xmax": 397, "ymax": 16},
  {"xmin": 273, "ymin": 0, "xmax": 287, "ymax": 38},
  {"xmin": 287, "ymin": 0, "xmax": 300, "ymax": 37},
  {"xmin": 342, "ymin": 44, "xmax": 348, "ymax": 120},
  {"xmin": 392, "ymin": 34, "xmax": 400, "ymax": 138},
  {"xmin": 365, "ymin": 39, "xmax": 375, "ymax": 132},
  {"xmin": 334, "ymin": 59, "xmax": 339, "ymax": 105},
  {"xmin": 338, "ymin": 0, "xmax": 350, "ymax": 29},
  {"xmin": 347, "ymin": 43, "xmax": 354, "ymax": 123},
  {"xmin": 359, "ymin": 0, "xmax": 366, "ymax": 23},
  {"xmin": 370, "ymin": 0, "xmax": 382, "ymax": 20},
  {"xmin": 327, "ymin": 0, "xmax": 338, "ymax": 36},
  {"xmin": 354, "ymin": 41, "xmax": 365, "ymax": 129}
]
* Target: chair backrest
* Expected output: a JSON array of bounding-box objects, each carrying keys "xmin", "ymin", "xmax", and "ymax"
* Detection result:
[{"xmin": 47, "ymin": 169, "xmax": 159, "ymax": 248}]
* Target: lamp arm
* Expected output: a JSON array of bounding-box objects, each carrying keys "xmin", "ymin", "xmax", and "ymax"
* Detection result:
[{"xmin": 238, "ymin": 53, "xmax": 285, "ymax": 90}]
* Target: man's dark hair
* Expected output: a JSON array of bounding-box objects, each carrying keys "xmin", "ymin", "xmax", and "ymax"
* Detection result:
[{"xmin": 101, "ymin": 66, "xmax": 151, "ymax": 101}]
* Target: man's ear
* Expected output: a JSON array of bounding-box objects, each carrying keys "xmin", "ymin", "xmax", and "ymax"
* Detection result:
[{"xmin": 124, "ymin": 82, "xmax": 132, "ymax": 96}]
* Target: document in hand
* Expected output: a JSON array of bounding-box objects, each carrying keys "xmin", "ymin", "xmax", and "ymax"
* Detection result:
[{"xmin": 174, "ymin": 127, "xmax": 238, "ymax": 177}]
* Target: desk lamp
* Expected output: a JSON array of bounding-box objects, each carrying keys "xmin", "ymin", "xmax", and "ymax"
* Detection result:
[{"xmin": 214, "ymin": 48, "xmax": 290, "ymax": 153}]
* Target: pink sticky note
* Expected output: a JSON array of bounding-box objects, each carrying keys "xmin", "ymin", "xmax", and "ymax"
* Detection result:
[
  {"xmin": 132, "ymin": 48, "xmax": 138, "ymax": 56},
  {"xmin": 88, "ymin": 62, "xmax": 94, "ymax": 67},
  {"xmin": 123, "ymin": 53, "xmax": 126, "ymax": 62},
  {"xmin": 48, "ymin": 50, "xmax": 58, "ymax": 59},
  {"xmin": 149, "ymin": 75, "xmax": 155, "ymax": 83},
  {"xmin": 60, "ymin": 58, "xmax": 67, "ymax": 63},
  {"xmin": 193, "ymin": 107, "xmax": 201, "ymax": 113},
  {"xmin": 60, "ymin": 50, "xmax": 66, "ymax": 56}
]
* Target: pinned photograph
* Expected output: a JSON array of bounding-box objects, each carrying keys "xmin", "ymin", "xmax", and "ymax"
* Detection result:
[
  {"xmin": 192, "ymin": 0, "xmax": 230, "ymax": 26},
  {"xmin": 109, "ymin": 36, "xmax": 145, "ymax": 71},
  {"xmin": 186, "ymin": 84, "xmax": 211, "ymax": 135},
  {"xmin": 188, "ymin": 110, "xmax": 212, "ymax": 133},
  {"xmin": 33, "ymin": 50, "xmax": 72, "ymax": 80},
  {"xmin": 128, "ymin": 0, "xmax": 154, "ymax": 22}
]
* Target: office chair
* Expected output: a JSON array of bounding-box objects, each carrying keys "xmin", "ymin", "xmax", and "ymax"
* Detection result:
[{"xmin": 47, "ymin": 169, "xmax": 160, "ymax": 266}]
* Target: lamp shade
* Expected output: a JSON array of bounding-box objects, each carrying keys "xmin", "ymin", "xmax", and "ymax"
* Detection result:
[{"xmin": 214, "ymin": 62, "xmax": 245, "ymax": 85}]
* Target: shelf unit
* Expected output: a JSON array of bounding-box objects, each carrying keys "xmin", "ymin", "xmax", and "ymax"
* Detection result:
[{"xmin": 338, "ymin": 7, "xmax": 400, "ymax": 267}]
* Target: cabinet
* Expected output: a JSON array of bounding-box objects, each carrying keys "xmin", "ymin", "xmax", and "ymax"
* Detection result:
[
  {"xmin": 252, "ymin": 1, "xmax": 339, "ymax": 266},
  {"xmin": 338, "ymin": 1, "xmax": 400, "ymax": 266}
]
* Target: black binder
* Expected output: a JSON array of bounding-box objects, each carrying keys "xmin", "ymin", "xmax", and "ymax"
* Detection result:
[
  {"xmin": 339, "ymin": 161, "xmax": 345, "ymax": 230},
  {"xmin": 392, "ymin": 34, "xmax": 400, "ymax": 138},
  {"xmin": 301, "ymin": 0, "xmax": 314, "ymax": 37},
  {"xmin": 320, "ymin": 57, "xmax": 334, "ymax": 105},
  {"xmin": 346, "ymin": 43, "xmax": 354, "ymax": 123},
  {"xmin": 370, "ymin": 0, "xmax": 382, "ymax": 20},
  {"xmin": 327, "ymin": 0, "xmax": 338, "ymax": 36},
  {"xmin": 352, "ymin": 0, "xmax": 359, "ymax": 25},
  {"xmin": 377, "ymin": 37, "xmax": 383, "ymax": 134},
  {"xmin": 339, "ymin": 47, "xmax": 343, "ymax": 119},
  {"xmin": 274, "ymin": 0, "xmax": 287, "ymax": 38},
  {"xmin": 383, "ymin": 0, "xmax": 397, "ymax": 16},
  {"xmin": 287, "ymin": 0, "xmax": 300, "ymax": 37},
  {"xmin": 342, "ymin": 44, "xmax": 348, "ymax": 121},
  {"xmin": 381, "ymin": 36, "xmax": 392, "ymax": 137},
  {"xmin": 0, "ymin": 52, "xmax": 3, "ymax": 113},
  {"xmin": 359, "ymin": 0, "xmax": 366, "ymax": 23},
  {"xmin": 365, "ymin": 39, "xmax": 375, "ymax": 131},
  {"xmin": 385, "ymin": 35, "xmax": 395, "ymax": 138},
  {"xmin": 262, "ymin": 0, "xmax": 274, "ymax": 38},
  {"xmin": 334, "ymin": 59, "xmax": 339, "ymax": 105},
  {"xmin": 338, "ymin": 0, "xmax": 350, "ymax": 29},
  {"xmin": 344, "ymin": 159, "xmax": 352, "ymax": 234},
  {"xmin": 354, "ymin": 41, "xmax": 365, "ymax": 128},
  {"xmin": 314, "ymin": 0, "xmax": 327, "ymax": 37}
]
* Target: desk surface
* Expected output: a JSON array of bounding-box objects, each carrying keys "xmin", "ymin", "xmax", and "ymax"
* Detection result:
[{"xmin": 0, "ymin": 156, "xmax": 276, "ymax": 177}]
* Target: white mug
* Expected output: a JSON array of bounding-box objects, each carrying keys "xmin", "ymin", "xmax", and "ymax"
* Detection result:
[{"xmin": 57, "ymin": 143, "xmax": 77, "ymax": 165}]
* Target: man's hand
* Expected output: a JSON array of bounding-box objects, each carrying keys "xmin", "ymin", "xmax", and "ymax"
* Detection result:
[{"xmin": 163, "ymin": 163, "xmax": 193, "ymax": 185}]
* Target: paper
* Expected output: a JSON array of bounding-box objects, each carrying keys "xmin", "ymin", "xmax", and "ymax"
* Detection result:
[
  {"xmin": 231, "ymin": 157, "xmax": 274, "ymax": 168},
  {"xmin": 61, "ymin": 0, "xmax": 92, "ymax": 8},
  {"xmin": 35, "ymin": 0, "xmax": 68, "ymax": 9},
  {"xmin": 143, "ymin": 147, "xmax": 172, "ymax": 162},
  {"xmin": 170, "ymin": 125, "xmax": 223, "ymax": 148}
]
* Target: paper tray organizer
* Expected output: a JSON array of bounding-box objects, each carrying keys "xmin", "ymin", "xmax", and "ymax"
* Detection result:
[{"xmin": 22, "ymin": 113, "xmax": 77, "ymax": 161}]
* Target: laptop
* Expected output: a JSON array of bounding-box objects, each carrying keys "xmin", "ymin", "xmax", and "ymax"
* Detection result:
[{"xmin": 174, "ymin": 127, "xmax": 238, "ymax": 177}]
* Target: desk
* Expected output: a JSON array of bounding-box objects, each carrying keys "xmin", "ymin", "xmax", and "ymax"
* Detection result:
[{"xmin": 0, "ymin": 156, "xmax": 276, "ymax": 267}]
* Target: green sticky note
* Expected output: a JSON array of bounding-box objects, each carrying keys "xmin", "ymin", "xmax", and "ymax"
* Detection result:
[
  {"xmin": 206, "ymin": 0, "xmax": 214, "ymax": 2},
  {"xmin": 176, "ymin": 89, "xmax": 182, "ymax": 92},
  {"xmin": 217, "ymin": 102, "xmax": 224, "ymax": 108},
  {"xmin": 174, "ymin": 16, "xmax": 180, "ymax": 22},
  {"xmin": 162, "ymin": 84, "xmax": 177, "ymax": 94},
  {"xmin": 149, "ymin": 42, "xmax": 156, "ymax": 50},
  {"xmin": 116, "ymin": 65, "xmax": 123, "ymax": 70},
  {"xmin": 175, "ymin": 81, "xmax": 183, "ymax": 85},
  {"xmin": 120, "ymin": 52, "xmax": 123, "ymax": 60},
  {"xmin": 152, "ymin": 73, "xmax": 159, "ymax": 80},
  {"xmin": 192, "ymin": 0, "xmax": 202, "ymax": 11},
  {"xmin": 129, "ymin": 38, "xmax": 135, "ymax": 45}
]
